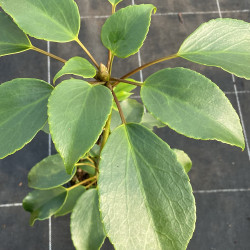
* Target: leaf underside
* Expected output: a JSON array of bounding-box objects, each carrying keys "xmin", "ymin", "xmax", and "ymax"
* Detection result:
[
  {"xmin": 141, "ymin": 67, "xmax": 245, "ymax": 149},
  {"xmin": 178, "ymin": 18, "xmax": 250, "ymax": 79},
  {"xmin": 98, "ymin": 123, "xmax": 196, "ymax": 250}
]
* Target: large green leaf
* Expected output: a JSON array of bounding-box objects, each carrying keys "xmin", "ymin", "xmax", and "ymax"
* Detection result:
[
  {"xmin": 0, "ymin": 11, "xmax": 31, "ymax": 56},
  {"xmin": 0, "ymin": 0, "xmax": 80, "ymax": 42},
  {"xmin": 173, "ymin": 149, "xmax": 192, "ymax": 174},
  {"xmin": 178, "ymin": 18, "xmax": 250, "ymax": 79},
  {"xmin": 101, "ymin": 4, "xmax": 156, "ymax": 58},
  {"xmin": 0, "ymin": 78, "xmax": 53, "ymax": 159},
  {"xmin": 71, "ymin": 189, "xmax": 106, "ymax": 250},
  {"xmin": 98, "ymin": 124, "xmax": 196, "ymax": 250},
  {"xmin": 110, "ymin": 99, "xmax": 144, "ymax": 130},
  {"xmin": 28, "ymin": 154, "xmax": 76, "ymax": 190},
  {"xmin": 23, "ymin": 187, "xmax": 67, "ymax": 226},
  {"xmin": 53, "ymin": 57, "xmax": 96, "ymax": 83},
  {"xmin": 141, "ymin": 68, "xmax": 245, "ymax": 149},
  {"xmin": 108, "ymin": 0, "xmax": 123, "ymax": 6},
  {"xmin": 55, "ymin": 185, "xmax": 85, "ymax": 217},
  {"xmin": 48, "ymin": 79, "xmax": 112, "ymax": 174}
]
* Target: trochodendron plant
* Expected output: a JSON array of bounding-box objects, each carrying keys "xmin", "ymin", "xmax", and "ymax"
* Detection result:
[{"xmin": 0, "ymin": 0, "xmax": 249, "ymax": 249}]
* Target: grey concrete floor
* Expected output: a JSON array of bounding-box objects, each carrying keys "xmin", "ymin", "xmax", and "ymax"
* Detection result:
[{"xmin": 0, "ymin": 0, "xmax": 250, "ymax": 249}]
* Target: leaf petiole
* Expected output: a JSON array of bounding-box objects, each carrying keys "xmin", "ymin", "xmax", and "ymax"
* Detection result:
[
  {"xmin": 121, "ymin": 53, "xmax": 178, "ymax": 79},
  {"xmin": 75, "ymin": 37, "xmax": 99, "ymax": 68},
  {"xmin": 31, "ymin": 45, "xmax": 67, "ymax": 63},
  {"xmin": 67, "ymin": 176, "xmax": 97, "ymax": 191},
  {"xmin": 110, "ymin": 77, "xmax": 143, "ymax": 87}
]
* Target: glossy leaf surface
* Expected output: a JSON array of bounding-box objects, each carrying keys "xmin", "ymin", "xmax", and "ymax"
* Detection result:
[
  {"xmin": 0, "ymin": 11, "xmax": 31, "ymax": 56},
  {"xmin": 178, "ymin": 18, "xmax": 250, "ymax": 79},
  {"xmin": 101, "ymin": 4, "xmax": 156, "ymax": 58},
  {"xmin": 71, "ymin": 189, "xmax": 105, "ymax": 250},
  {"xmin": 53, "ymin": 57, "xmax": 96, "ymax": 83},
  {"xmin": 141, "ymin": 68, "xmax": 245, "ymax": 149},
  {"xmin": 173, "ymin": 149, "xmax": 192, "ymax": 173},
  {"xmin": 48, "ymin": 79, "xmax": 112, "ymax": 174},
  {"xmin": 23, "ymin": 187, "xmax": 67, "ymax": 226},
  {"xmin": 28, "ymin": 154, "xmax": 76, "ymax": 190},
  {"xmin": 0, "ymin": 0, "xmax": 80, "ymax": 42},
  {"xmin": 110, "ymin": 99, "xmax": 144, "ymax": 130},
  {"xmin": 0, "ymin": 78, "xmax": 53, "ymax": 159},
  {"xmin": 55, "ymin": 185, "xmax": 85, "ymax": 217},
  {"xmin": 99, "ymin": 124, "xmax": 196, "ymax": 250}
]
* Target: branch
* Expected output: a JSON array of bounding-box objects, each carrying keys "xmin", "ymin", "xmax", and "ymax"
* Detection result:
[{"xmin": 108, "ymin": 83, "xmax": 126, "ymax": 124}]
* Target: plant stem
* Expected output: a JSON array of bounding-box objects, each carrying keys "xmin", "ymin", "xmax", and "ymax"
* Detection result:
[
  {"xmin": 85, "ymin": 180, "xmax": 97, "ymax": 189},
  {"xmin": 75, "ymin": 162, "xmax": 96, "ymax": 169},
  {"xmin": 88, "ymin": 81, "xmax": 106, "ymax": 85},
  {"xmin": 110, "ymin": 77, "xmax": 143, "ymax": 87},
  {"xmin": 108, "ymin": 84, "xmax": 126, "ymax": 124},
  {"xmin": 100, "ymin": 112, "xmax": 112, "ymax": 152},
  {"xmin": 86, "ymin": 156, "xmax": 95, "ymax": 164},
  {"xmin": 112, "ymin": 4, "xmax": 116, "ymax": 14},
  {"xmin": 121, "ymin": 54, "xmax": 178, "ymax": 79},
  {"xmin": 31, "ymin": 46, "xmax": 67, "ymax": 63},
  {"xmin": 75, "ymin": 37, "xmax": 99, "ymax": 68},
  {"xmin": 67, "ymin": 176, "xmax": 96, "ymax": 191}
]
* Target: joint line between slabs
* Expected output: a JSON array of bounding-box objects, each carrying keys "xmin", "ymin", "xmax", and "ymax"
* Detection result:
[{"xmin": 47, "ymin": 41, "xmax": 52, "ymax": 250}]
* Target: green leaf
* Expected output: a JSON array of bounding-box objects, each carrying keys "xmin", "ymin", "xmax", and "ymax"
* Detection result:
[
  {"xmin": 98, "ymin": 124, "xmax": 196, "ymax": 249},
  {"xmin": 140, "ymin": 112, "xmax": 165, "ymax": 130},
  {"xmin": 71, "ymin": 189, "xmax": 105, "ymax": 250},
  {"xmin": 0, "ymin": 78, "xmax": 53, "ymax": 159},
  {"xmin": 110, "ymin": 99, "xmax": 144, "ymax": 130},
  {"xmin": 108, "ymin": 0, "xmax": 123, "ymax": 6},
  {"xmin": 23, "ymin": 187, "xmax": 67, "ymax": 226},
  {"xmin": 0, "ymin": 11, "xmax": 31, "ymax": 56},
  {"xmin": 0, "ymin": 0, "xmax": 80, "ymax": 42},
  {"xmin": 55, "ymin": 185, "xmax": 85, "ymax": 217},
  {"xmin": 172, "ymin": 149, "xmax": 192, "ymax": 173},
  {"xmin": 48, "ymin": 79, "xmax": 112, "ymax": 174},
  {"xmin": 141, "ymin": 68, "xmax": 245, "ymax": 149},
  {"xmin": 28, "ymin": 154, "xmax": 76, "ymax": 190},
  {"xmin": 101, "ymin": 4, "xmax": 156, "ymax": 58},
  {"xmin": 114, "ymin": 81, "xmax": 137, "ymax": 102},
  {"xmin": 178, "ymin": 18, "xmax": 250, "ymax": 80},
  {"xmin": 53, "ymin": 57, "xmax": 96, "ymax": 83}
]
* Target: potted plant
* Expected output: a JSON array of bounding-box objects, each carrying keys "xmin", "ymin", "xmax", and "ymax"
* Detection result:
[{"xmin": 0, "ymin": 0, "xmax": 249, "ymax": 249}]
